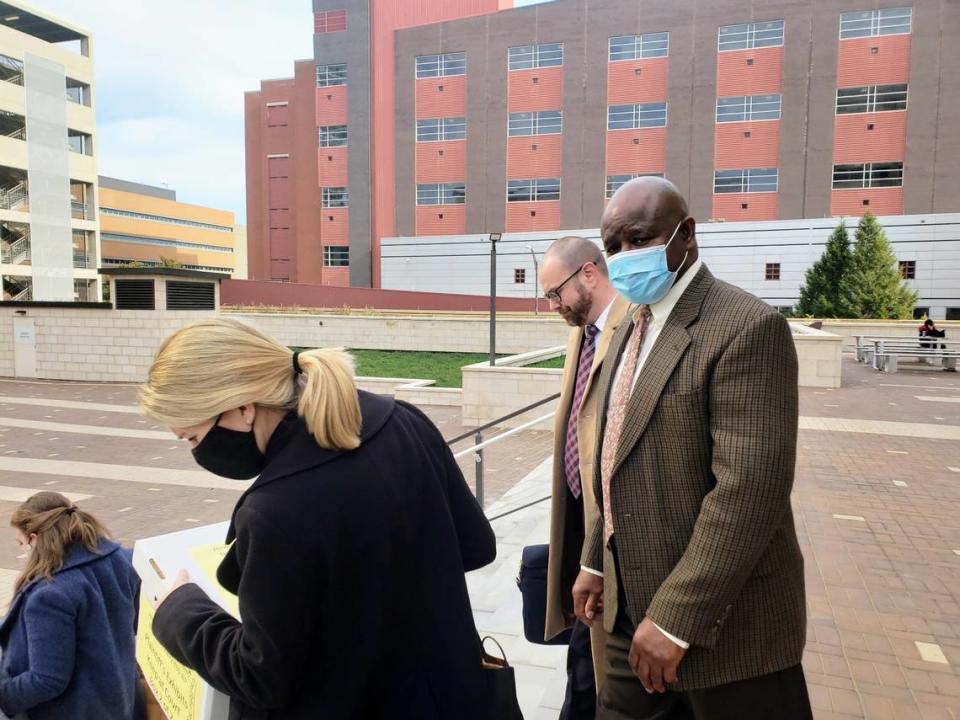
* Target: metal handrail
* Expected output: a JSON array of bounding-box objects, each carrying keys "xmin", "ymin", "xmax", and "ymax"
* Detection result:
[
  {"xmin": 446, "ymin": 392, "xmax": 560, "ymax": 445},
  {"xmin": 445, "ymin": 392, "xmax": 560, "ymax": 509}
]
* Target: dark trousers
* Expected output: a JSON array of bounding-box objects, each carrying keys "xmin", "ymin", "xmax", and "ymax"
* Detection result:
[
  {"xmin": 560, "ymin": 489, "xmax": 597, "ymax": 720},
  {"xmin": 597, "ymin": 550, "xmax": 812, "ymax": 720}
]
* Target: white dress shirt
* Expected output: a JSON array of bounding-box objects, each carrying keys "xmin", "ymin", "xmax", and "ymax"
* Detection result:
[{"xmin": 581, "ymin": 259, "xmax": 704, "ymax": 650}]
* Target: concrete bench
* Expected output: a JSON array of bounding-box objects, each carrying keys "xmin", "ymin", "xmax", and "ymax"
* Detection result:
[{"xmin": 870, "ymin": 340, "xmax": 960, "ymax": 373}]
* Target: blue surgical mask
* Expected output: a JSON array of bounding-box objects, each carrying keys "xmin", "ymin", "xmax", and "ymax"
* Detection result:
[{"xmin": 607, "ymin": 221, "xmax": 687, "ymax": 305}]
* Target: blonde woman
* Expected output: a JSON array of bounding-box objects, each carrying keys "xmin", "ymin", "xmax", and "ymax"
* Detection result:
[
  {"xmin": 142, "ymin": 318, "xmax": 497, "ymax": 720},
  {"xmin": 0, "ymin": 493, "xmax": 140, "ymax": 720}
]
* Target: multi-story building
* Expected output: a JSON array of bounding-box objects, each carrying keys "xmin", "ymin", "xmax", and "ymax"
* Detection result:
[
  {"xmin": 245, "ymin": 0, "xmax": 960, "ymax": 289},
  {"xmin": 0, "ymin": 1, "xmax": 98, "ymax": 302},
  {"xmin": 98, "ymin": 176, "xmax": 238, "ymax": 276}
]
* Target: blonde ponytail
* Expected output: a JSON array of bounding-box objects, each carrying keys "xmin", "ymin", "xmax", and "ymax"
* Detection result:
[
  {"xmin": 295, "ymin": 349, "xmax": 361, "ymax": 450},
  {"xmin": 141, "ymin": 318, "xmax": 362, "ymax": 451}
]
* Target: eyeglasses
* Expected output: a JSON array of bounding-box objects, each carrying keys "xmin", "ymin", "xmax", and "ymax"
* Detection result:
[{"xmin": 543, "ymin": 264, "xmax": 586, "ymax": 303}]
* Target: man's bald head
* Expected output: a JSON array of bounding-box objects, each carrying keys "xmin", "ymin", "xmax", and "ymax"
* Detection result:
[
  {"xmin": 599, "ymin": 176, "xmax": 699, "ymax": 279},
  {"xmin": 542, "ymin": 235, "xmax": 607, "ymax": 277}
]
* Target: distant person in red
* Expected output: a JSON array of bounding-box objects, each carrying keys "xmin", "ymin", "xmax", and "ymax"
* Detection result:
[{"xmin": 919, "ymin": 318, "xmax": 946, "ymax": 350}]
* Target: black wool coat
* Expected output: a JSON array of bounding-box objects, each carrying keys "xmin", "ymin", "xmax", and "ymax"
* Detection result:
[{"xmin": 154, "ymin": 392, "xmax": 497, "ymax": 720}]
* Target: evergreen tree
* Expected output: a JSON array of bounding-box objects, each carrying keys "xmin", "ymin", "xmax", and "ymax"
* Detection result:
[
  {"xmin": 795, "ymin": 220, "xmax": 856, "ymax": 318},
  {"xmin": 847, "ymin": 212, "xmax": 917, "ymax": 319}
]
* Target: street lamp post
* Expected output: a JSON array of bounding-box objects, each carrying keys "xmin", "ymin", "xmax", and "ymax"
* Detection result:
[
  {"xmin": 488, "ymin": 232, "xmax": 501, "ymax": 366},
  {"xmin": 526, "ymin": 245, "xmax": 539, "ymax": 316}
]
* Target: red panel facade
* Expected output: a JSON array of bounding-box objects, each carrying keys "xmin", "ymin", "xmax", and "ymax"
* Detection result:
[
  {"xmin": 416, "ymin": 204, "xmax": 467, "ymax": 235},
  {"xmin": 837, "ymin": 35, "xmax": 911, "ymax": 87},
  {"xmin": 833, "ymin": 111, "xmax": 907, "ymax": 164},
  {"xmin": 716, "ymin": 47, "xmax": 784, "ymax": 97},
  {"xmin": 714, "ymin": 121, "xmax": 780, "ymax": 169},
  {"xmin": 315, "ymin": 86, "xmax": 347, "ymax": 126},
  {"xmin": 505, "ymin": 200, "xmax": 561, "ymax": 232},
  {"xmin": 830, "ymin": 187, "xmax": 903, "ymax": 216},
  {"xmin": 415, "ymin": 140, "xmax": 467, "ymax": 183},
  {"xmin": 414, "ymin": 76, "xmax": 467, "ymax": 118},
  {"xmin": 712, "ymin": 192, "xmax": 779, "ymax": 221},
  {"xmin": 606, "ymin": 58, "xmax": 669, "ymax": 105},
  {"xmin": 507, "ymin": 67, "xmax": 564, "ymax": 113},
  {"xmin": 506, "ymin": 135, "xmax": 563, "ymax": 179},
  {"xmin": 318, "ymin": 147, "xmax": 349, "ymax": 186},
  {"xmin": 605, "ymin": 128, "xmax": 667, "ymax": 174}
]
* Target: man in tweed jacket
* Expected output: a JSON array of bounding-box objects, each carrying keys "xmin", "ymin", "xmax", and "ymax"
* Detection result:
[{"xmin": 572, "ymin": 177, "xmax": 811, "ymax": 719}]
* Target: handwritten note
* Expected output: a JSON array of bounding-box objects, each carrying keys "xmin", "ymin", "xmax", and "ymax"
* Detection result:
[
  {"xmin": 136, "ymin": 596, "xmax": 203, "ymax": 720},
  {"xmin": 189, "ymin": 542, "xmax": 240, "ymax": 619}
]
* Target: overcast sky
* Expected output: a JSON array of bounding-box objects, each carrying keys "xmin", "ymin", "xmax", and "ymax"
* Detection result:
[{"xmin": 33, "ymin": 0, "xmax": 551, "ymax": 224}]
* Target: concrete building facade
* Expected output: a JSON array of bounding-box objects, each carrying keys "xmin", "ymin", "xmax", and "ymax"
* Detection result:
[
  {"xmin": 98, "ymin": 176, "xmax": 238, "ymax": 276},
  {"xmin": 0, "ymin": 0, "xmax": 99, "ymax": 302},
  {"xmin": 245, "ymin": 0, "xmax": 960, "ymax": 289}
]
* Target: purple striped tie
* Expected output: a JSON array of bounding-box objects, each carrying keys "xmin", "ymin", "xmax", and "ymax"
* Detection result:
[{"xmin": 563, "ymin": 324, "xmax": 599, "ymax": 498}]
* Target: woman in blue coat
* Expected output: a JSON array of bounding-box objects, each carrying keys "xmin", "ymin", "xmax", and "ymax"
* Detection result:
[{"xmin": 0, "ymin": 492, "xmax": 141, "ymax": 720}]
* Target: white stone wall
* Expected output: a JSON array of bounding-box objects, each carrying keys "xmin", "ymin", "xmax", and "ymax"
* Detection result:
[
  {"xmin": 231, "ymin": 312, "xmax": 569, "ymax": 355},
  {"xmin": 791, "ymin": 325, "xmax": 844, "ymax": 388}
]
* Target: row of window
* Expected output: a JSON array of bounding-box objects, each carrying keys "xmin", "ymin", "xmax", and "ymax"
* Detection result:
[
  {"xmin": 101, "ymin": 233, "xmax": 235, "ymax": 253},
  {"xmin": 99, "ymin": 207, "xmax": 234, "ymax": 233},
  {"xmin": 324, "ymin": 161, "xmax": 905, "ymax": 211},
  {"xmin": 405, "ymin": 84, "xmax": 907, "ymax": 145},
  {"xmin": 400, "ymin": 7, "xmax": 914, "ymax": 85},
  {"xmin": 758, "ymin": 259, "xmax": 917, "ymax": 283}
]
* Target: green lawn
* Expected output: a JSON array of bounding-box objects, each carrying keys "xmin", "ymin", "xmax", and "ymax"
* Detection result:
[
  {"xmin": 348, "ymin": 349, "xmax": 495, "ymax": 388},
  {"xmin": 291, "ymin": 348, "xmax": 565, "ymax": 388}
]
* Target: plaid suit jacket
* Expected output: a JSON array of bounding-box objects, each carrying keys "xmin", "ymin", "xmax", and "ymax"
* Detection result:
[{"xmin": 581, "ymin": 264, "xmax": 806, "ymax": 690}]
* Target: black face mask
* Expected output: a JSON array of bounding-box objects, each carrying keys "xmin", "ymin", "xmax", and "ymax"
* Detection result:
[{"xmin": 191, "ymin": 414, "xmax": 265, "ymax": 480}]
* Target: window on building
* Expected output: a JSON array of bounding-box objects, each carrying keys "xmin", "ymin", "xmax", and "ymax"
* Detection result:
[
  {"xmin": 415, "ymin": 52, "xmax": 466, "ymax": 78},
  {"xmin": 0, "ymin": 54, "xmax": 23, "ymax": 86},
  {"xmin": 65, "ymin": 77, "xmax": 89, "ymax": 105},
  {"xmin": 608, "ymin": 102, "xmax": 668, "ymax": 130},
  {"xmin": 316, "ymin": 63, "xmax": 347, "ymax": 87},
  {"xmin": 840, "ymin": 7, "xmax": 912, "ymax": 39},
  {"xmin": 605, "ymin": 173, "xmax": 666, "ymax": 198},
  {"xmin": 765, "ymin": 263, "xmax": 781, "ymax": 281},
  {"xmin": 714, "ymin": 168, "xmax": 779, "ymax": 193},
  {"xmin": 416, "ymin": 182, "xmax": 466, "ymax": 205},
  {"xmin": 314, "ymin": 9, "xmax": 346, "ymax": 34},
  {"xmin": 716, "ymin": 94, "xmax": 782, "ymax": 122},
  {"xmin": 514, "ymin": 268, "xmax": 526, "ymax": 284},
  {"xmin": 507, "ymin": 178, "xmax": 561, "ymax": 202},
  {"xmin": 836, "ymin": 84, "xmax": 908, "ymax": 114},
  {"xmin": 321, "ymin": 187, "xmax": 349, "ymax": 208},
  {"xmin": 912, "ymin": 307, "xmax": 929, "ymax": 320},
  {"xmin": 832, "ymin": 162, "xmax": 903, "ymax": 189},
  {"xmin": 319, "ymin": 125, "xmax": 348, "ymax": 147},
  {"xmin": 323, "ymin": 246, "xmax": 350, "ymax": 267},
  {"xmin": 608, "ymin": 32, "xmax": 669, "ymax": 61},
  {"xmin": 718, "ymin": 20, "xmax": 785, "ymax": 51},
  {"xmin": 508, "ymin": 43, "xmax": 564, "ymax": 70},
  {"xmin": 416, "ymin": 117, "xmax": 466, "ymax": 142},
  {"xmin": 508, "ymin": 110, "xmax": 563, "ymax": 136},
  {"xmin": 947, "ymin": 308, "xmax": 960, "ymax": 321},
  {"xmin": 67, "ymin": 130, "xmax": 92, "ymax": 155},
  {"xmin": 898, "ymin": 260, "xmax": 916, "ymax": 279}
]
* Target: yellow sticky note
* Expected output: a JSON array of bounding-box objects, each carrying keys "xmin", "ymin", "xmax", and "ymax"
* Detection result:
[
  {"xmin": 189, "ymin": 542, "xmax": 240, "ymax": 619},
  {"xmin": 136, "ymin": 596, "xmax": 204, "ymax": 720}
]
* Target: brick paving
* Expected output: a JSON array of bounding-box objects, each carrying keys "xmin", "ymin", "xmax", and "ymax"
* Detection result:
[{"xmin": 0, "ymin": 359, "xmax": 959, "ymax": 717}]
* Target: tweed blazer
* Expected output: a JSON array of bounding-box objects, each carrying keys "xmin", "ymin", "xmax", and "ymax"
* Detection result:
[{"xmin": 581, "ymin": 264, "xmax": 806, "ymax": 691}]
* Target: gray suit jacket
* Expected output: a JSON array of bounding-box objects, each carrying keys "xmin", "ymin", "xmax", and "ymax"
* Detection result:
[{"xmin": 582, "ymin": 264, "xmax": 806, "ymax": 691}]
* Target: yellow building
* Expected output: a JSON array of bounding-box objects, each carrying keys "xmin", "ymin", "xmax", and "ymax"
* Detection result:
[{"xmin": 98, "ymin": 176, "xmax": 237, "ymax": 275}]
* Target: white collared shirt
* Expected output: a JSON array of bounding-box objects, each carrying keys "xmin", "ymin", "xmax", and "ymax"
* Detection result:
[
  {"xmin": 592, "ymin": 298, "xmax": 616, "ymax": 335},
  {"xmin": 580, "ymin": 259, "xmax": 704, "ymax": 650}
]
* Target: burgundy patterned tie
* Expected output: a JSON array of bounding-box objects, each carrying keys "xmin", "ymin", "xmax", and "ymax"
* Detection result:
[{"xmin": 563, "ymin": 324, "xmax": 599, "ymax": 498}]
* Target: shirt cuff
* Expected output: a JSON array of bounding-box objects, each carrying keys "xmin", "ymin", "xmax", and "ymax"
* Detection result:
[
  {"xmin": 580, "ymin": 565, "xmax": 604, "ymax": 578},
  {"xmin": 654, "ymin": 622, "xmax": 690, "ymax": 649}
]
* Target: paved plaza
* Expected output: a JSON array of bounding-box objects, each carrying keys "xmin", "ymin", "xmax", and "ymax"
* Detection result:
[{"xmin": 0, "ymin": 358, "xmax": 958, "ymax": 718}]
